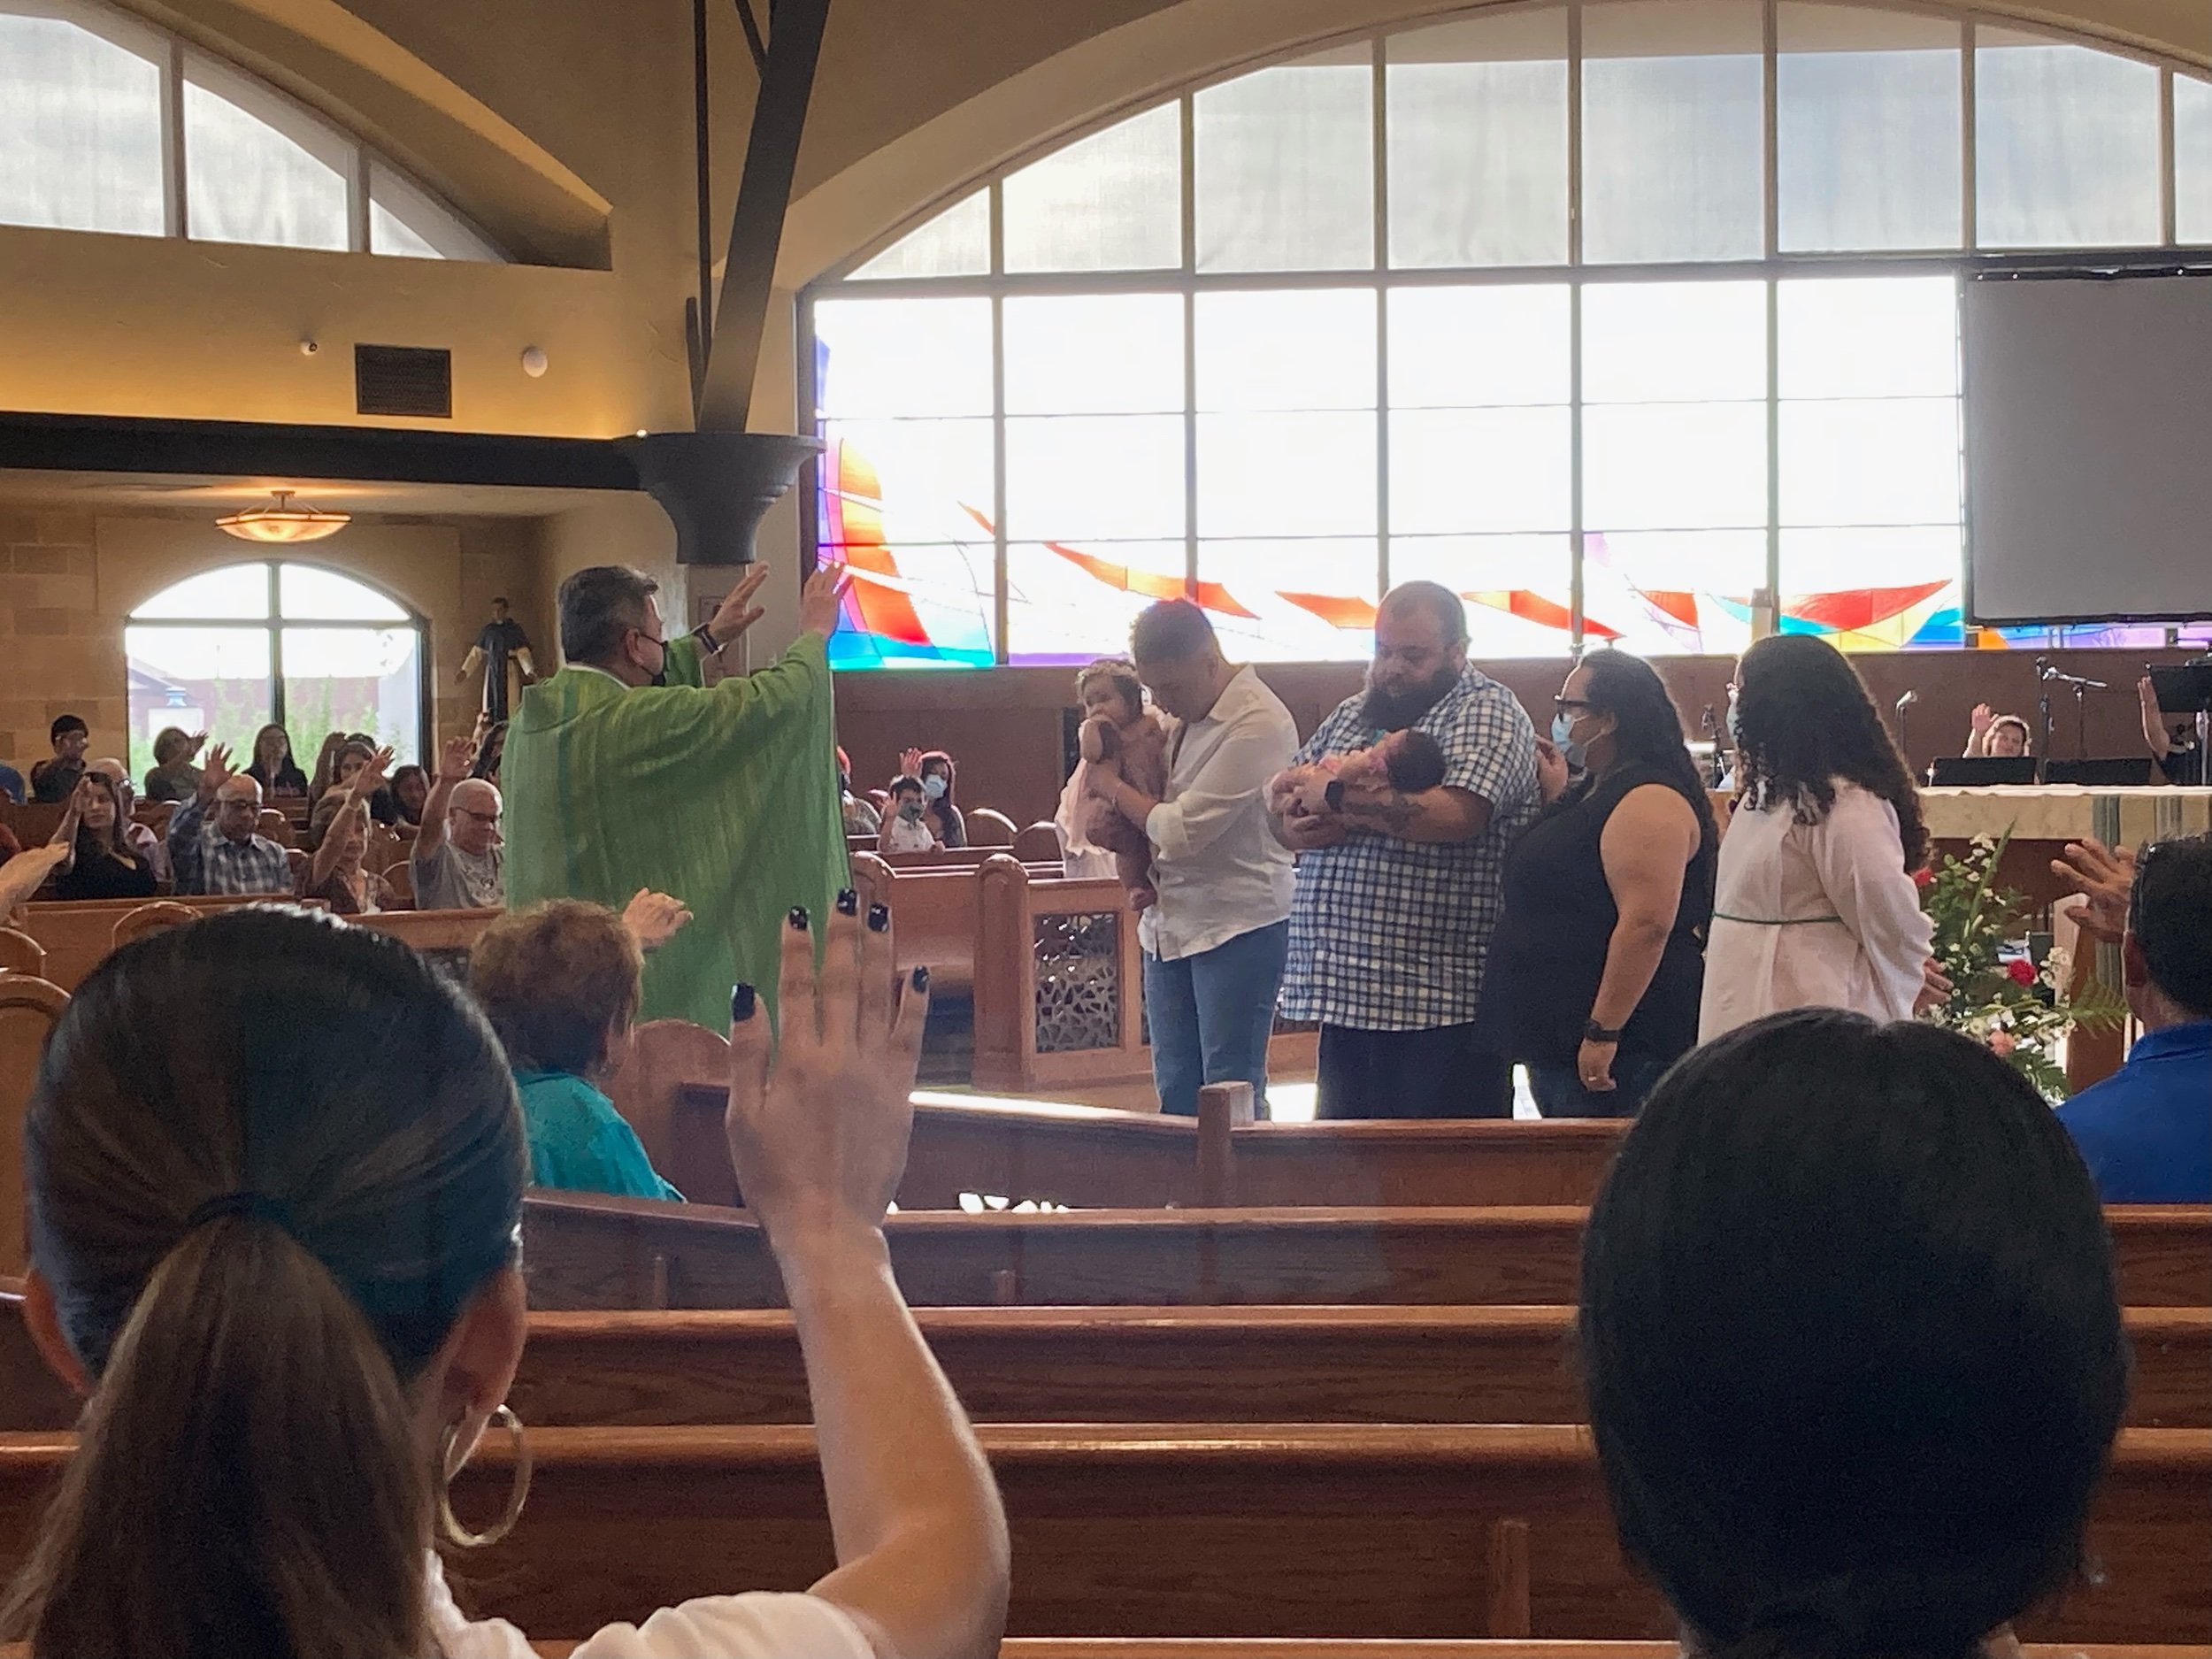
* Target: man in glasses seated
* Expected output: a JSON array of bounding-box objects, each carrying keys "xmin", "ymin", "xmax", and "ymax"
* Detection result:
[{"xmin": 412, "ymin": 733, "xmax": 506, "ymax": 910}]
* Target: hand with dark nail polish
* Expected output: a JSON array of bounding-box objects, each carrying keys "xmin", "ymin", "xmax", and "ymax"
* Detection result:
[{"xmin": 787, "ymin": 906, "xmax": 810, "ymax": 932}]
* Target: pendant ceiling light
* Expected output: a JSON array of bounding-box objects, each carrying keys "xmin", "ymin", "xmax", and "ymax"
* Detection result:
[{"xmin": 215, "ymin": 488, "xmax": 350, "ymax": 544}]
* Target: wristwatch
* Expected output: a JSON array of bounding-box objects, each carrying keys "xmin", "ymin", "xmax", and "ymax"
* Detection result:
[
  {"xmin": 690, "ymin": 621, "xmax": 730, "ymax": 658},
  {"xmin": 1583, "ymin": 1018, "xmax": 1625, "ymax": 1043}
]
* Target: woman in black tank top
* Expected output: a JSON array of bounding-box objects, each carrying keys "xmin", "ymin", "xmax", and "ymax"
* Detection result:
[{"xmin": 1483, "ymin": 652, "xmax": 1718, "ymax": 1116}]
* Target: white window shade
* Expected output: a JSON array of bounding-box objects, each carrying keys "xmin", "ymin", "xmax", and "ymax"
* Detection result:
[
  {"xmin": 1386, "ymin": 10, "xmax": 1569, "ymax": 268},
  {"xmin": 1777, "ymin": 5, "xmax": 1962, "ymax": 252},
  {"xmin": 0, "ymin": 6, "xmax": 166, "ymax": 235},
  {"xmin": 1974, "ymin": 32, "xmax": 2159, "ymax": 249},
  {"xmin": 369, "ymin": 161, "xmax": 501, "ymax": 261},
  {"xmin": 1002, "ymin": 105, "xmax": 1181, "ymax": 273},
  {"xmin": 1194, "ymin": 49, "xmax": 1374, "ymax": 273},
  {"xmin": 2177, "ymin": 75, "xmax": 2212, "ymax": 247},
  {"xmin": 183, "ymin": 51, "xmax": 351, "ymax": 250},
  {"xmin": 851, "ymin": 191, "xmax": 989, "ymax": 280}
]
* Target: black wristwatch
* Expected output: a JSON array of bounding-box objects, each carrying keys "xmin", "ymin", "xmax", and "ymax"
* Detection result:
[
  {"xmin": 1584, "ymin": 1018, "xmax": 1625, "ymax": 1043},
  {"xmin": 691, "ymin": 621, "xmax": 730, "ymax": 658}
]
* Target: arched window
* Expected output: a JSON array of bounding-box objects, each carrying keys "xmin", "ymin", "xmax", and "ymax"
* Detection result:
[
  {"xmin": 1, "ymin": 0, "xmax": 503, "ymax": 259},
  {"xmin": 803, "ymin": 1, "xmax": 2212, "ymax": 667},
  {"xmin": 125, "ymin": 563, "xmax": 426, "ymax": 783}
]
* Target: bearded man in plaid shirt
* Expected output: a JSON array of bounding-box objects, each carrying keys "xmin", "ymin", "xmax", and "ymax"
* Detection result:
[{"xmin": 1270, "ymin": 582, "xmax": 1540, "ymax": 1118}]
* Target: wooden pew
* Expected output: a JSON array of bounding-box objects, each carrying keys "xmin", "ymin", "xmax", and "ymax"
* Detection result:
[
  {"xmin": 0, "ymin": 979, "xmax": 69, "ymax": 1279},
  {"xmin": 353, "ymin": 907, "xmax": 501, "ymax": 985},
  {"xmin": 499, "ymin": 1302, "xmax": 2206, "ymax": 1432},
  {"xmin": 19, "ymin": 894, "xmax": 308, "ymax": 990},
  {"xmin": 621, "ymin": 1027, "xmax": 1624, "ymax": 1210},
  {"xmin": 0, "ymin": 1423, "xmax": 2185, "ymax": 1641},
  {"xmin": 849, "ymin": 851, "xmax": 982, "ymax": 994},
  {"xmin": 0, "ymin": 929, "xmax": 46, "ymax": 978},
  {"xmin": 519, "ymin": 1193, "xmax": 2212, "ymax": 1311}
]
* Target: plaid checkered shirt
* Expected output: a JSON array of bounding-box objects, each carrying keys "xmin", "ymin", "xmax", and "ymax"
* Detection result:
[
  {"xmin": 166, "ymin": 795, "xmax": 295, "ymax": 897},
  {"xmin": 1279, "ymin": 667, "xmax": 1540, "ymax": 1031}
]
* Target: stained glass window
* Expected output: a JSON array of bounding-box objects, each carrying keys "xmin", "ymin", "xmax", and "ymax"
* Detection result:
[{"xmin": 808, "ymin": 1, "xmax": 2204, "ymax": 667}]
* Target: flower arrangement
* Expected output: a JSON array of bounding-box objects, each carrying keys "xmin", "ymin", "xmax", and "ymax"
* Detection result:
[{"xmin": 1916, "ymin": 830, "xmax": 2126, "ymax": 1100}]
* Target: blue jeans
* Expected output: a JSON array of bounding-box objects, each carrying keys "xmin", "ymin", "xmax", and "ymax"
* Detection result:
[
  {"xmin": 1144, "ymin": 920, "xmax": 1291, "ymax": 1118},
  {"xmin": 1525, "ymin": 1049, "xmax": 1676, "ymax": 1118}
]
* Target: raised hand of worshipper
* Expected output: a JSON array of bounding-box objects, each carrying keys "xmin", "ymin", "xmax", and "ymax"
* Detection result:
[
  {"xmin": 800, "ymin": 561, "xmax": 850, "ymax": 639},
  {"xmin": 725, "ymin": 896, "xmax": 1008, "ymax": 1658},
  {"xmin": 195, "ymin": 742, "xmax": 237, "ymax": 803},
  {"xmin": 349, "ymin": 744, "xmax": 396, "ymax": 799},
  {"xmin": 439, "ymin": 732, "xmax": 479, "ymax": 783},
  {"xmin": 2052, "ymin": 836, "xmax": 2135, "ymax": 943},
  {"xmin": 702, "ymin": 564, "xmax": 772, "ymax": 652},
  {"xmin": 622, "ymin": 887, "xmax": 694, "ymax": 953},
  {"xmin": 727, "ymin": 895, "xmax": 928, "ymax": 1243}
]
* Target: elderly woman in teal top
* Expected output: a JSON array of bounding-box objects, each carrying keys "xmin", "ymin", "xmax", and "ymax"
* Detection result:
[{"xmin": 469, "ymin": 889, "xmax": 695, "ymax": 1200}]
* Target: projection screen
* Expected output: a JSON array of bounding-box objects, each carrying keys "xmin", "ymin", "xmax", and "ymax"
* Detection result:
[{"xmin": 1962, "ymin": 272, "xmax": 2212, "ymax": 625}]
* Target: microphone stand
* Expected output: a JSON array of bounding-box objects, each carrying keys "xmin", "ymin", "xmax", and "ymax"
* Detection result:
[
  {"xmin": 2035, "ymin": 655, "xmax": 2055, "ymax": 758},
  {"xmin": 2038, "ymin": 663, "xmax": 2110, "ymax": 758}
]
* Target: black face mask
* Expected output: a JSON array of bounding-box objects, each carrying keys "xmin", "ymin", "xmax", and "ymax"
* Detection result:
[{"xmin": 648, "ymin": 669, "xmax": 668, "ymax": 687}]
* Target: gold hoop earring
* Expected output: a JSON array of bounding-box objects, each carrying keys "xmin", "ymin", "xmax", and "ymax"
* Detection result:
[{"xmin": 438, "ymin": 1402, "xmax": 532, "ymax": 1549}]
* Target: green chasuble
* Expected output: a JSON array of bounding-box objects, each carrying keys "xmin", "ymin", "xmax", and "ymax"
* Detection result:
[{"xmin": 503, "ymin": 631, "xmax": 847, "ymax": 1029}]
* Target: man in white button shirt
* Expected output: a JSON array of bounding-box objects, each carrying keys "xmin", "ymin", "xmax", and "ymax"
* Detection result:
[{"xmin": 1083, "ymin": 600, "xmax": 1298, "ymax": 1117}]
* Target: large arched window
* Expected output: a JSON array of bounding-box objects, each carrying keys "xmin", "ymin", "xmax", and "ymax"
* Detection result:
[
  {"xmin": 803, "ymin": 1, "xmax": 2212, "ymax": 667},
  {"xmin": 125, "ymin": 563, "xmax": 426, "ymax": 782},
  {"xmin": 1, "ymin": 0, "xmax": 503, "ymax": 259}
]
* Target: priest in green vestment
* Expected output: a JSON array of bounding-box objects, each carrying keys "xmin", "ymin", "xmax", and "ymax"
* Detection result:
[{"xmin": 504, "ymin": 562, "xmax": 849, "ymax": 1029}]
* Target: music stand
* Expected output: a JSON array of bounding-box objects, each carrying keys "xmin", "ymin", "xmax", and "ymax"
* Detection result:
[
  {"xmin": 2040, "ymin": 758, "xmax": 2157, "ymax": 787},
  {"xmin": 1930, "ymin": 757, "xmax": 2039, "ymax": 787},
  {"xmin": 2148, "ymin": 664, "xmax": 2212, "ymax": 787}
]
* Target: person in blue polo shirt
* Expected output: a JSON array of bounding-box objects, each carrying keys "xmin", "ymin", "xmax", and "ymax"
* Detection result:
[{"xmin": 2054, "ymin": 833, "xmax": 2211, "ymax": 1202}]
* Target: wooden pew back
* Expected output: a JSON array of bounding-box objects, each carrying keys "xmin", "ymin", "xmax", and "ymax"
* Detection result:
[
  {"xmin": 518, "ymin": 1193, "xmax": 2212, "ymax": 1310},
  {"xmin": 161, "ymin": 1424, "xmax": 2212, "ymax": 1640},
  {"xmin": 0, "ymin": 930, "xmax": 46, "ymax": 978},
  {"xmin": 491, "ymin": 1303, "xmax": 2202, "ymax": 1432},
  {"xmin": 20, "ymin": 895, "xmax": 306, "ymax": 990},
  {"xmin": 0, "ymin": 979, "xmax": 68, "ymax": 1279}
]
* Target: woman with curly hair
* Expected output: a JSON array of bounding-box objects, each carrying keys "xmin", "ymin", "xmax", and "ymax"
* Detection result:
[
  {"xmin": 1701, "ymin": 634, "xmax": 1935, "ymax": 1041},
  {"xmin": 470, "ymin": 891, "xmax": 695, "ymax": 1199}
]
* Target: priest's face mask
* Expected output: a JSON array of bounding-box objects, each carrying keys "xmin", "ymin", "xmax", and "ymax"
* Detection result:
[{"xmin": 625, "ymin": 597, "xmax": 671, "ymax": 687}]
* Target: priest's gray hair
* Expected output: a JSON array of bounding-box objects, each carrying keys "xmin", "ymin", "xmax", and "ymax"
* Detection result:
[{"xmin": 558, "ymin": 565, "xmax": 661, "ymax": 666}]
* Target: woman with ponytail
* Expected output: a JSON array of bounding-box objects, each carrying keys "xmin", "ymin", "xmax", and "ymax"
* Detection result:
[
  {"xmin": 3, "ymin": 902, "xmax": 1008, "ymax": 1659},
  {"xmin": 1581, "ymin": 1010, "xmax": 2128, "ymax": 1659}
]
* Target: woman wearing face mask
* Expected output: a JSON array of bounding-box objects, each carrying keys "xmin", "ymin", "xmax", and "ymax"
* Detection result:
[
  {"xmin": 900, "ymin": 747, "xmax": 967, "ymax": 849},
  {"xmin": 1702, "ymin": 634, "xmax": 1937, "ymax": 1041},
  {"xmin": 1483, "ymin": 651, "xmax": 1717, "ymax": 1115}
]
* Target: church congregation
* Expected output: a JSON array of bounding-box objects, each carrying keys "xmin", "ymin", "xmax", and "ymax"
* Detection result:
[{"xmin": 3, "ymin": 0, "xmax": 2210, "ymax": 1655}]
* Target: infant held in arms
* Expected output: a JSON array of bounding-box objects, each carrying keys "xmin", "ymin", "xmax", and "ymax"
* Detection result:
[
  {"xmin": 1270, "ymin": 726, "xmax": 1448, "ymax": 821},
  {"xmin": 1073, "ymin": 657, "xmax": 1171, "ymax": 910}
]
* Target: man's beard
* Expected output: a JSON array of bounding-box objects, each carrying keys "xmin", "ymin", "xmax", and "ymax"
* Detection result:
[{"xmin": 1362, "ymin": 666, "xmax": 1457, "ymax": 731}]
